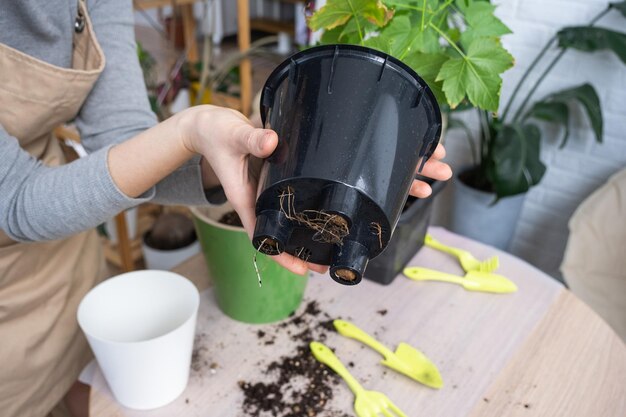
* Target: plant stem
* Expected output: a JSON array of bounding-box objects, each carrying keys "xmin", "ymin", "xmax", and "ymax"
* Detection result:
[
  {"xmin": 500, "ymin": 37, "xmax": 555, "ymax": 122},
  {"xmin": 501, "ymin": 5, "xmax": 612, "ymax": 122},
  {"xmin": 385, "ymin": 1, "xmax": 427, "ymax": 13},
  {"xmin": 480, "ymin": 109, "xmax": 491, "ymax": 164},
  {"xmin": 429, "ymin": 22, "xmax": 465, "ymax": 58},
  {"xmin": 433, "ymin": 0, "xmax": 455, "ymax": 17},
  {"xmin": 346, "ymin": 0, "xmax": 364, "ymax": 45},
  {"xmin": 511, "ymin": 49, "xmax": 565, "ymax": 122},
  {"xmin": 420, "ymin": 0, "xmax": 427, "ymax": 31}
]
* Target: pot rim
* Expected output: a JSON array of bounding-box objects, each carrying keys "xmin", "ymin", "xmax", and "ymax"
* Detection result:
[
  {"xmin": 141, "ymin": 233, "xmax": 200, "ymax": 252},
  {"xmin": 190, "ymin": 206, "xmax": 246, "ymax": 233},
  {"xmin": 260, "ymin": 44, "xmax": 442, "ymax": 133}
]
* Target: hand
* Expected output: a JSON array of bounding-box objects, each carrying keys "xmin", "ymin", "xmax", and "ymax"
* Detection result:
[
  {"xmin": 409, "ymin": 143, "xmax": 452, "ymax": 198},
  {"xmin": 178, "ymin": 105, "xmax": 327, "ymax": 276}
]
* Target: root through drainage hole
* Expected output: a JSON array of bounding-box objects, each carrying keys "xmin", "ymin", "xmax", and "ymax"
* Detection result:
[
  {"xmin": 294, "ymin": 246, "xmax": 312, "ymax": 262},
  {"xmin": 334, "ymin": 268, "xmax": 357, "ymax": 282},
  {"xmin": 256, "ymin": 237, "xmax": 281, "ymax": 255}
]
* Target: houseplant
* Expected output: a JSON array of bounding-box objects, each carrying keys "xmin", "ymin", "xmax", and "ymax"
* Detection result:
[
  {"xmin": 448, "ymin": 1, "xmax": 626, "ymax": 249},
  {"xmin": 191, "ymin": 204, "xmax": 308, "ymax": 323},
  {"xmin": 308, "ymin": 0, "xmax": 515, "ymax": 112},
  {"xmin": 306, "ymin": 0, "xmax": 514, "ymax": 283},
  {"xmin": 142, "ymin": 212, "xmax": 201, "ymax": 271}
]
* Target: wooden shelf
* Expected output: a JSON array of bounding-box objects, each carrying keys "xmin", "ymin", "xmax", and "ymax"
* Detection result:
[
  {"xmin": 210, "ymin": 91, "xmax": 243, "ymax": 112},
  {"xmin": 250, "ymin": 18, "xmax": 295, "ymax": 35}
]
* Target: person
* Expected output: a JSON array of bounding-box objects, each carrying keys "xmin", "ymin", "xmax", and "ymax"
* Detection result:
[{"xmin": 0, "ymin": 1, "xmax": 452, "ymax": 416}]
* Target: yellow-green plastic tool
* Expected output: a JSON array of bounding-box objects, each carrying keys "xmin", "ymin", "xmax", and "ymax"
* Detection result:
[
  {"xmin": 310, "ymin": 341, "xmax": 409, "ymax": 417},
  {"xmin": 403, "ymin": 267, "xmax": 518, "ymax": 294},
  {"xmin": 424, "ymin": 233, "xmax": 499, "ymax": 273},
  {"xmin": 333, "ymin": 319, "xmax": 443, "ymax": 389}
]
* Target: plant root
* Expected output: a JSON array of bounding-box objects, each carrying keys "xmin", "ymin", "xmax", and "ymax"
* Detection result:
[
  {"xmin": 278, "ymin": 187, "xmax": 350, "ymax": 245},
  {"xmin": 294, "ymin": 246, "xmax": 312, "ymax": 263},
  {"xmin": 335, "ymin": 268, "xmax": 357, "ymax": 282},
  {"xmin": 253, "ymin": 238, "xmax": 269, "ymax": 288},
  {"xmin": 369, "ymin": 222, "xmax": 383, "ymax": 250}
]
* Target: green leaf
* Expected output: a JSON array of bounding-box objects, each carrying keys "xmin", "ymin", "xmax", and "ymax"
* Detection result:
[
  {"xmin": 521, "ymin": 124, "xmax": 546, "ymax": 186},
  {"xmin": 525, "ymin": 101, "xmax": 570, "ymax": 147},
  {"xmin": 308, "ymin": 0, "xmax": 393, "ymax": 31},
  {"xmin": 378, "ymin": 14, "xmax": 439, "ymax": 57},
  {"xmin": 557, "ymin": 27, "xmax": 626, "ymax": 64},
  {"xmin": 339, "ymin": 15, "xmax": 377, "ymax": 42},
  {"xmin": 458, "ymin": 1, "xmax": 512, "ymax": 47},
  {"xmin": 383, "ymin": 0, "xmax": 439, "ymax": 11},
  {"xmin": 447, "ymin": 27, "xmax": 461, "ymax": 44},
  {"xmin": 610, "ymin": 1, "xmax": 626, "ymax": 18},
  {"xmin": 403, "ymin": 52, "xmax": 448, "ymax": 104},
  {"xmin": 436, "ymin": 38, "xmax": 514, "ymax": 111},
  {"xmin": 363, "ymin": 35, "xmax": 392, "ymax": 54},
  {"xmin": 487, "ymin": 123, "xmax": 545, "ymax": 198},
  {"xmin": 546, "ymin": 83, "xmax": 603, "ymax": 144},
  {"xmin": 320, "ymin": 25, "xmax": 344, "ymax": 44}
]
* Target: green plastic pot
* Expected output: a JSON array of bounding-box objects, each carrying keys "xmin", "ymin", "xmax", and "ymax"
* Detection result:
[{"xmin": 191, "ymin": 205, "xmax": 307, "ymax": 324}]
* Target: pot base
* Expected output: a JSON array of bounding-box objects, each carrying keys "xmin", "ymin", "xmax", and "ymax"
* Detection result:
[{"xmin": 253, "ymin": 179, "xmax": 390, "ymax": 285}]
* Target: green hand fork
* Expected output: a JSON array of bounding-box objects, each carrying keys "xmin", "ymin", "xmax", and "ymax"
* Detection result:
[
  {"xmin": 424, "ymin": 233, "xmax": 499, "ymax": 273},
  {"xmin": 403, "ymin": 267, "xmax": 518, "ymax": 294},
  {"xmin": 310, "ymin": 341, "xmax": 409, "ymax": 417},
  {"xmin": 334, "ymin": 320, "xmax": 443, "ymax": 389}
]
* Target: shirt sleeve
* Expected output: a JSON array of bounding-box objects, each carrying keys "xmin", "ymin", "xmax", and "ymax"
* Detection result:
[
  {"xmin": 0, "ymin": 127, "xmax": 154, "ymax": 242},
  {"xmin": 75, "ymin": 0, "xmax": 210, "ymax": 206}
]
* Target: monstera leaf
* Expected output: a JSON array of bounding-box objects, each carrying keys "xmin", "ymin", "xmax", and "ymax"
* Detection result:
[
  {"xmin": 610, "ymin": 1, "xmax": 626, "ymax": 18},
  {"xmin": 557, "ymin": 26, "xmax": 626, "ymax": 64},
  {"xmin": 525, "ymin": 83, "xmax": 602, "ymax": 148},
  {"xmin": 486, "ymin": 123, "xmax": 546, "ymax": 199}
]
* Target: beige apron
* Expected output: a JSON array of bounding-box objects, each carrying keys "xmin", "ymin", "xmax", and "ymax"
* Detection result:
[{"xmin": 0, "ymin": 2, "xmax": 107, "ymax": 416}]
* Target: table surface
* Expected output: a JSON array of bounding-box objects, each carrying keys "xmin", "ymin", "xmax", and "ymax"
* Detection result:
[{"xmin": 89, "ymin": 227, "xmax": 626, "ymax": 417}]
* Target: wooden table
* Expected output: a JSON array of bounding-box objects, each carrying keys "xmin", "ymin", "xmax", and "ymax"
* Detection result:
[{"xmin": 88, "ymin": 227, "xmax": 626, "ymax": 416}]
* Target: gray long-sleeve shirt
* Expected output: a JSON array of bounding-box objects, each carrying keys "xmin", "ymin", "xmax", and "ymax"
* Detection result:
[{"xmin": 0, "ymin": 0, "xmax": 211, "ymax": 242}]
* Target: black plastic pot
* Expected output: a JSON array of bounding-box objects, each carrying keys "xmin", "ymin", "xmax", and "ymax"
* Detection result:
[
  {"xmin": 252, "ymin": 45, "xmax": 442, "ymax": 285},
  {"xmin": 365, "ymin": 179, "xmax": 445, "ymax": 285}
]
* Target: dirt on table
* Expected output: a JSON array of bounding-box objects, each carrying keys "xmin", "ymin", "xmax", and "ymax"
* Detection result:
[{"xmin": 239, "ymin": 300, "xmax": 351, "ymax": 417}]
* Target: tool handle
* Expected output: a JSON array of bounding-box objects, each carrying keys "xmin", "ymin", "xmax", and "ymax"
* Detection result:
[
  {"xmin": 424, "ymin": 234, "xmax": 467, "ymax": 259},
  {"xmin": 403, "ymin": 267, "xmax": 463, "ymax": 285},
  {"xmin": 310, "ymin": 342, "xmax": 365, "ymax": 396},
  {"xmin": 334, "ymin": 320, "xmax": 395, "ymax": 360}
]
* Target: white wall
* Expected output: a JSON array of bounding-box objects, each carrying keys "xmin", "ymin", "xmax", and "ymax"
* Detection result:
[{"xmin": 435, "ymin": 0, "xmax": 626, "ymax": 280}]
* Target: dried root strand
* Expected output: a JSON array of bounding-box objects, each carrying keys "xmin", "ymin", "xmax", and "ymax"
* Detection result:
[
  {"xmin": 253, "ymin": 238, "xmax": 268, "ymax": 288},
  {"xmin": 298, "ymin": 211, "xmax": 349, "ymax": 245},
  {"xmin": 279, "ymin": 186, "xmax": 296, "ymax": 220},
  {"xmin": 370, "ymin": 222, "xmax": 384, "ymax": 250},
  {"xmin": 278, "ymin": 187, "xmax": 350, "ymax": 245},
  {"xmin": 335, "ymin": 268, "xmax": 357, "ymax": 282},
  {"xmin": 294, "ymin": 246, "xmax": 312, "ymax": 263}
]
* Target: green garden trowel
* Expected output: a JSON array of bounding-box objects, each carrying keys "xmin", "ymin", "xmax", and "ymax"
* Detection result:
[{"xmin": 333, "ymin": 319, "xmax": 443, "ymax": 389}]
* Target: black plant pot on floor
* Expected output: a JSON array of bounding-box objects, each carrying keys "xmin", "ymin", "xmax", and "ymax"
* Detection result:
[{"xmin": 252, "ymin": 45, "xmax": 442, "ymax": 285}]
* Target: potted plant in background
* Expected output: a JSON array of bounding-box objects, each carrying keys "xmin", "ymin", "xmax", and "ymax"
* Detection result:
[
  {"xmin": 447, "ymin": 1, "xmax": 626, "ymax": 249},
  {"xmin": 142, "ymin": 211, "xmax": 202, "ymax": 271},
  {"xmin": 307, "ymin": 0, "xmax": 514, "ymax": 283},
  {"xmin": 191, "ymin": 204, "xmax": 308, "ymax": 324}
]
